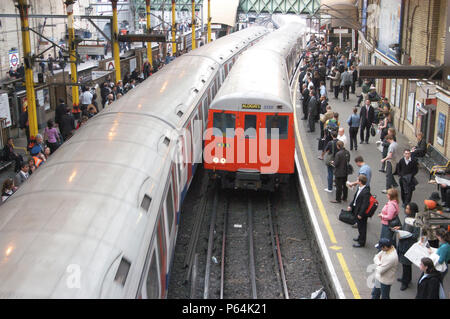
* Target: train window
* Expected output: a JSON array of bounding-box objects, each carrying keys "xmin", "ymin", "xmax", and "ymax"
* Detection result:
[
  {"xmin": 166, "ymin": 184, "xmax": 174, "ymax": 236},
  {"xmin": 141, "ymin": 195, "xmax": 152, "ymax": 211},
  {"xmin": 114, "ymin": 257, "xmax": 131, "ymax": 286},
  {"xmin": 266, "ymin": 115, "xmax": 288, "ymax": 140},
  {"xmin": 213, "ymin": 113, "xmax": 235, "ymax": 137},
  {"xmin": 146, "ymin": 252, "xmax": 160, "ymax": 298},
  {"xmin": 244, "ymin": 115, "xmax": 257, "ymax": 139}
]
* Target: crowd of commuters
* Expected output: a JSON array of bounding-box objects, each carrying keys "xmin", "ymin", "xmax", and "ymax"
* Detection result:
[{"xmin": 302, "ymin": 35, "xmax": 449, "ymax": 299}]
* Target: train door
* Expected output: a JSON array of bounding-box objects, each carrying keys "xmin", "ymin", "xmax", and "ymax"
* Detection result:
[
  {"xmin": 237, "ymin": 113, "xmax": 258, "ymax": 170},
  {"xmin": 185, "ymin": 122, "xmax": 193, "ymax": 184},
  {"xmin": 177, "ymin": 136, "xmax": 187, "ymax": 196},
  {"xmin": 202, "ymin": 96, "xmax": 209, "ymax": 128},
  {"xmin": 143, "ymin": 241, "xmax": 161, "ymax": 298},
  {"xmin": 164, "ymin": 179, "xmax": 176, "ymax": 251},
  {"xmin": 171, "ymin": 165, "xmax": 179, "ymax": 221},
  {"xmin": 192, "ymin": 111, "xmax": 202, "ymax": 165},
  {"xmin": 156, "ymin": 214, "xmax": 167, "ymax": 298},
  {"xmin": 263, "ymin": 114, "xmax": 292, "ymax": 174}
]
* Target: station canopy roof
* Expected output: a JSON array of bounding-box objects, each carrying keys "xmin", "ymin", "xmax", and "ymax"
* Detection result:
[
  {"xmin": 201, "ymin": 0, "xmax": 240, "ymax": 27},
  {"xmin": 318, "ymin": 0, "xmax": 359, "ymax": 29}
]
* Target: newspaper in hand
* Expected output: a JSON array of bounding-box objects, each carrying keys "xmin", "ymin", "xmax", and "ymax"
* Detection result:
[
  {"xmin": 404, "ymin": 242, "xmax": 436, "ymax": 268},
  {"xmin": 395, "ymin": 229, "xmax": 412, "ymax": 239},
  {"xmin": 435, "ymin": 176, "xmax": 450, "ymax": 187}
]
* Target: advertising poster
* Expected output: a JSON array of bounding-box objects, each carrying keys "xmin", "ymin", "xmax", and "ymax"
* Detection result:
[
  {"xmin": 130, "ymin": 58, "xmax": 137, "ymax": 72},
  {"xmin": 390, "ymin": 79, "xmax": 396, "ymax": 106},
  {"xmin": 0, "ymin": 93, "xmax": 12, "ymax": 127},
  {"xmin": 378, "ymin": 0, "xmax": 402, "ymax": 62},
  {"xmin": 36, "ymin": 88, "xmax": 50, "ymax": 111},
  {"xmin": 396, "ymin": 84, "xmax": 402, "ymax": 108},
  {"xmin": 407, "ymin": 92, "xmax": 415, "ymax": 124},
  {"xmin": 437, "ymin": 113, "xmax": 446, "ymax": 146}
]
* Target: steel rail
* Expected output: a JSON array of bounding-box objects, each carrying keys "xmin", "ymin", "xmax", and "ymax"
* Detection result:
[
  {"xmin": 271, "ymin": 196, "xmax": 290, "ymax": 299},
  {"xmin": 248, "ymin": 197, "xmax": 258, "ymax": 299},
  {"xmin": 190, "ymin": 253, "xmax": 199, "ymax": 298},
  {"xmin": 219, "ymin": 193, "xmax": 229, "ymax": 299},
  {"xmin": 184, "ymin": 175, "xmax": 209, "ymax": 283},
  {"xmin": 267, "ymin": 197, "xmax": 284, "ymax": 297},
  {"xmin": 203, "ymin": 183, "xmax": 219, "ymax": 299}
]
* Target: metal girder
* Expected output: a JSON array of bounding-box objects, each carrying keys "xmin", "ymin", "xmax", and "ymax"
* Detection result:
[
  {"xmin": 133, "ymin": 0, "xmax": 204, "ymax": 12},
  {"xmin": 237, "ymin": 0, "xmax": 320, "ymax": 14},
  {"xmin": 118, "ymin": 33, "xmax": 167, "ymax": 42},
  {"xmin": 359, "ymin": 66, "xmax": 443, "ymax": 80}
]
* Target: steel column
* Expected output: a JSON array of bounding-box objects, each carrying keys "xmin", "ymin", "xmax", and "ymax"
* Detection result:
[
  {"xmin": 146, "ymin": 0, "xmax": 153, "ymax": 67},
  {"xmin": 207, "ymin": 0, "xmax": 211, "ymax": 43},
  {"xmin": 111, "ymin": 0, "xmax": 121, "ymax": 82},
  {"xmin": 16, "ymin": 0, "xmax": 38, "ymax": 139},
  {"xmin": 66, "ymin": 1, "xmax": 80, "ymax": 115},
  {"xmin": 191, "ymin": 0, "xmax": 196, "ymax": 50},
  {"xmin": 172, "ymin": 0, "xmax": 176, "ymax": 55}
]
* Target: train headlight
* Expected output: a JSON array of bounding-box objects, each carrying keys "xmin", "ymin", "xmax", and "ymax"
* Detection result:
[
  {"xmin": 213, "ymin": 157, "xmax": 219, "ymax": 164},
  {"xmin": 220, "ymin": 158, "xmax": 227, "ymax": 164}
]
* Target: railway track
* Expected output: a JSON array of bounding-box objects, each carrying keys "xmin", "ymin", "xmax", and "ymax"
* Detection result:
[
  {"xmin": 168, "ymin": 170, "xmax": 325, "ymax": 299},
  {"xmin": 201, "ymin": 188, "xmax": 290, "ymax": 299}
]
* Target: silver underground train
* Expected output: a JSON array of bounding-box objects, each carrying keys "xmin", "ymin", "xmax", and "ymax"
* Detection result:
[
  {"xmin": 204, "ymin": 19, "xmax": 307, "ymax": 190},
  {"xmin": 0, "ymin": 26, "xmax": 269, "ymax": 299}
]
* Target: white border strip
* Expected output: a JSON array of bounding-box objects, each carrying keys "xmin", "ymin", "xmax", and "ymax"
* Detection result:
[{"xmin": 295, "ymin": 151, "xmax": 346, "ymax": 299}]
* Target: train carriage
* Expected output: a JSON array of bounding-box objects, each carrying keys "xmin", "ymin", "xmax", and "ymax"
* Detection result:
[
  {"xmin": 0, "ymin": 26, "xmax": 269, "ymax": 299},
  {"xmin": 203, "ymin": 21, "xmax": 306, "ymax": 191}
]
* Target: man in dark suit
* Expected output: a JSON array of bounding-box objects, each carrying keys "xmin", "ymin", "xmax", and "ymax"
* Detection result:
[
  {"xmin": 307, "ymin": 90, "xmax": 318, "ymax": 132},
  {"xmin": 396, "ymin": 149, "xmax": 419, "ymax": 207},
  {"xmin": 347, "ymin": 175, "xmax": 371, "ymax": 248},
  {"xmin": 301, "ymin": 84, "xmax": 310, "ymax": 120},
  {"xmin": 331, "ymin": 141, "xmax": 351, "ymax": 203},
  {"xmin": 55, "ymin": 98, "xmax": 67, "ymax": 128},
  {"xmin": 411, "ymin": 132, "xmax": 427, "ymax": 160},
  {"xmin": 360, "ymin": 99, "xmax": 375, "ymax": 144},
  {"xmin": 59, "ymin": 107, "xmax": 75, "ymax": 140}
]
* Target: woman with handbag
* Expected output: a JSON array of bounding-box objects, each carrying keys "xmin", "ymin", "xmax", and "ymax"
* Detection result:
[
  {"xmin": 378, "ymin": 188, "xmax": 400, "ymax": 244},
  {"xmin": 392, "ymin": 202, "xmax": 420, "ymax": 291}
]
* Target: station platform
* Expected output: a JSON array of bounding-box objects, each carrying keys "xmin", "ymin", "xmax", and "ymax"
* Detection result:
[{"xmin": 294, "ymin": 83, "xmax": 450, "ymax": 299}]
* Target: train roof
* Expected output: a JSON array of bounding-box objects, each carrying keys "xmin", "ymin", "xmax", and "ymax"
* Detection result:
[
  {"xmin": 102, "ymin": 27, "xmax": 269, "ymax": 130},
  {"xmin": 0, "ymin": 113, "xmax": 173, "ymax": 298},
  {"xmin": 185, "ymin": 26, "xmax": 269, "ymax": 64},
  {"xmin": 251, "ymin": 22, "xmax": 305, "ymax": 58},
  {"xmin": 210, "ymin": 49, "xmax": 292, "ymax": 113}
]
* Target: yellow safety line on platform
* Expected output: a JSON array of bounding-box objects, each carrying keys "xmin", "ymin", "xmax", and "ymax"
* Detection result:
[
  {"xmin": 292, "ymin": 97, "xmax": 337, "ymax": 244},
  {"xmin": 337, "ymin": 253, "xmax": 361, "ymax": 299},
  {"xmin": 293, "ymin": 85, "xmax": 361, "ymax": 299}
]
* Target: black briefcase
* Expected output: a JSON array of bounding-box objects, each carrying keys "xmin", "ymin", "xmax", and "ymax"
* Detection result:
[
  {"xmin": 339, "ymin": 209, "xmax": 356, "ymax": 225},
  {"xmin": 318, "ymin": 138, "xmax": 325, "ymax": 151}
]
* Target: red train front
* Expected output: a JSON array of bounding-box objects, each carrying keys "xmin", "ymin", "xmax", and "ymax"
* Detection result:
[{"xmin": 203, "ymin": 48, "xmax": 296, "ymax": 191}]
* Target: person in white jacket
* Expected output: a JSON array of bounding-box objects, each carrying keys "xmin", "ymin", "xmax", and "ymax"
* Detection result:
[{"xmin": 371, "ymin": 238, "xmax": 399, "ymax": 299}]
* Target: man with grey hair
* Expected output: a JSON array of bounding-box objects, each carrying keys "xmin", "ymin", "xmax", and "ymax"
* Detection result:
[{"xmin": 337, "ymin": 127, "xmax": 349, "ymax": 150}]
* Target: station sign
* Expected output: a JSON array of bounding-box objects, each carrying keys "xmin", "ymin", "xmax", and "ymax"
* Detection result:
[
  {"xmin": 8, "ymin": 49, "xmax": 19, "ymax": 68},
  {"xmin": 78, "ymin": 45, "xmax": 104, "ymax": 56}
]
